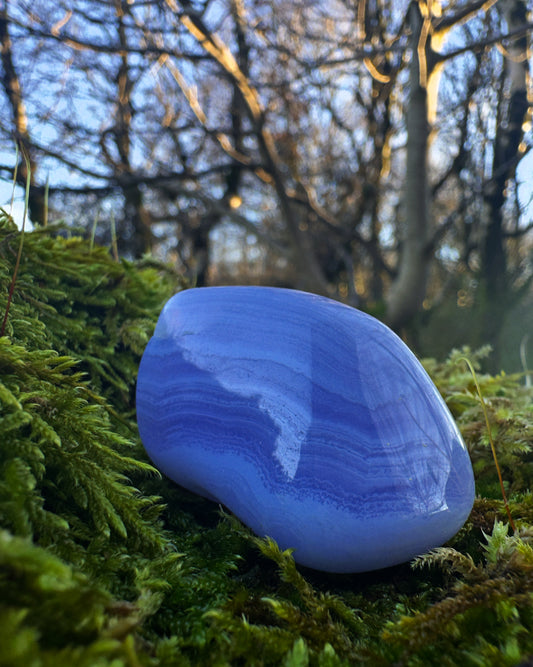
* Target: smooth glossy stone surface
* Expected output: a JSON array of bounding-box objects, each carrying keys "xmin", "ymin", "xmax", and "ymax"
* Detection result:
[{"xmin": 136, "ymin": 286, "xmax": 475, "ymax": 573}]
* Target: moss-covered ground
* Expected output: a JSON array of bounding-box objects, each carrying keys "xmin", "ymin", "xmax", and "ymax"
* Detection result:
[{"xmin": 1, "ymin": 211, "xmax": 533, "ymax": 666}]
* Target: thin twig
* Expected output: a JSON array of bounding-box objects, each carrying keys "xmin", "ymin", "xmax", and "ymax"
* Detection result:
[{"xmin": 459, "ymin": 356, "xmax": 516, "ymax": 532}]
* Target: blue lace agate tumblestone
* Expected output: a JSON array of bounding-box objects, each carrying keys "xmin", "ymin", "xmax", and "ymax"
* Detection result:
[{"xmin": 136, "ymin": 286, "xmax": 475, "ymax": 573}]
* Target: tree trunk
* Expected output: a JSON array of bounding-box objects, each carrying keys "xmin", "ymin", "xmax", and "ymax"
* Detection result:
[
  {"xmin": 122, "ymin": 184, "xmax": 154, "ymax": 258},
  {"xmin": 385, "ymin": 1, "xmax": 431, "ymax": 331},
  {"xmin": 0, "ymin": 0, "xmax": 45, "ymax": 224},
  {"xmin": 480, "ymin": 0, "xmax": 529, "ymax": 369},
  {"xmin": 115, "ymin": 0, "xmax": 153, "ymax": 257}
]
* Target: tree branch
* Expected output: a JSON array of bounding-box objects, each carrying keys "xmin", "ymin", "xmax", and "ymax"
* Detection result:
[{"xmin": 174, "ymin": 0, "xmax": 330, "ymax": 294}]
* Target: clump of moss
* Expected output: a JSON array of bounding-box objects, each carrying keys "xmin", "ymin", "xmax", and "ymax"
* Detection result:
[
  {"xmin": 0, "ymin": 210, "xmax": 183, "ymax": 663},
  {"xmin": 383, "ymin": 523, "xmax": 533, "ymax": 666},
  {"xmin": 0, "ymin": 212, "xmax": 182, "ymax": 419},
  {"xmin": 423, "ymin": 346, "xmax": 533, "ymax": 497},
  {"xmin": 2, "ymin": 208, "xmax": 533, "ymax": 666}
]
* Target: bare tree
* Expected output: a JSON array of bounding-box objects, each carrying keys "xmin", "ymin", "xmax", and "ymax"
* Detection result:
[
  {"xmin": 0, "ymin": 0, "xmax": 532, "ymax": 355},
  {"xmin": 480, "ymin": 0, "xmax": 531, "ymax": 352}
]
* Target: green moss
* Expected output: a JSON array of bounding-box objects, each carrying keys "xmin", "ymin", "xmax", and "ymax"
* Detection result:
[
  {"xmin": 422, "ymin": 346, "xmax": 533, "ymax": 497},
  {"xmin": 0, "ymin": 212, "xmax": 182, "ymax": 419},
  {"xmin": 1, "ymin": 210, "xmax": 533, "ymax": 665}
]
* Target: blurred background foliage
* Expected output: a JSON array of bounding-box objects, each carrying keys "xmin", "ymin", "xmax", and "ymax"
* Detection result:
[{"xmin": 0, "ymin": 0, "xmax": 532, "ymax": 371}]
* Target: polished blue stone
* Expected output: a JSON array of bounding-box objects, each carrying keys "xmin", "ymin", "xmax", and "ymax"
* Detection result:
[{"xmin": 136, "ymin": 286, "xmax": 475, "ymax": 573}]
